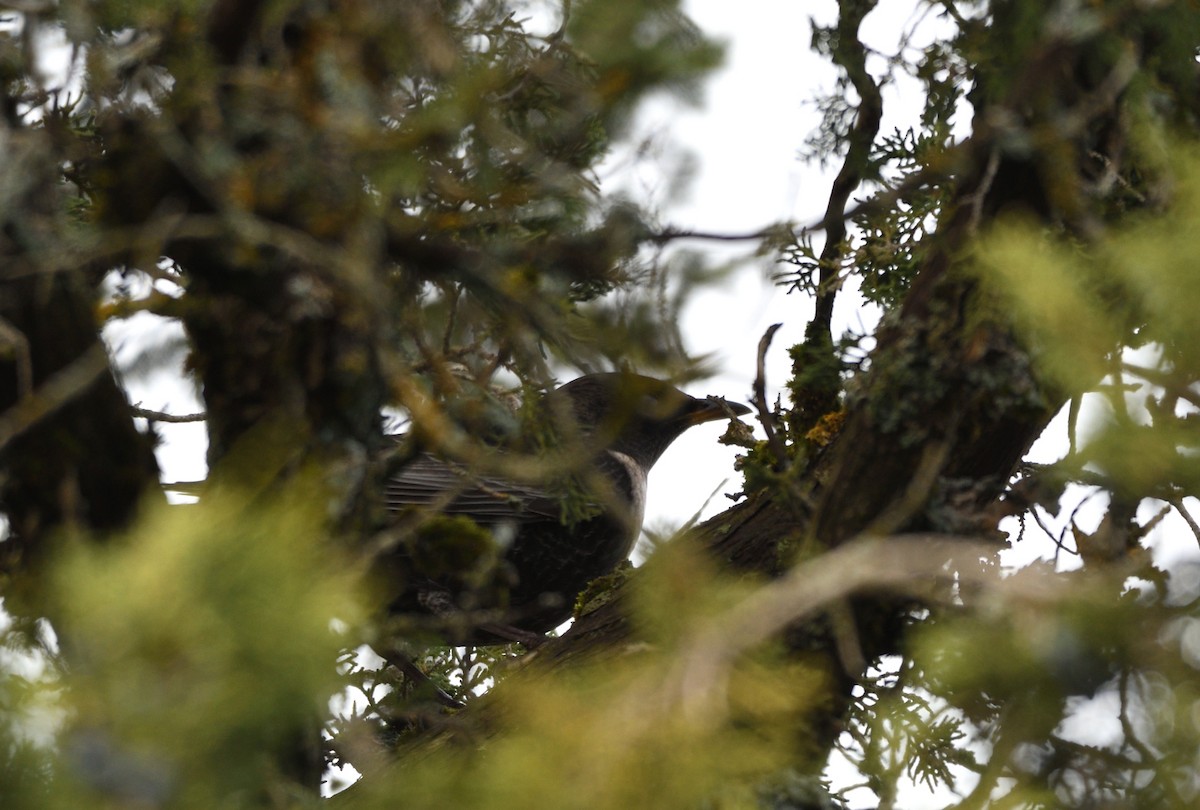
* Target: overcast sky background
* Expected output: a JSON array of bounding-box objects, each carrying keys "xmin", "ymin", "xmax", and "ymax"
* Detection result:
[{"xmin": 623, "ymin": 0, "xmax": 948, "ymax": 541}]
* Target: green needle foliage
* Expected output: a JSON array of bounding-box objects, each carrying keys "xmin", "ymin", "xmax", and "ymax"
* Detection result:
[{"xmin": 49, "ymin": 484, "xmax": 360, "ymax": 808}]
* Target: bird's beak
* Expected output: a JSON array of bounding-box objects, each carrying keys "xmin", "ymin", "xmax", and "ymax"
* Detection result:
[{"xmin": 681, "ymin": 396, "xmax": 752, "ymax": 426}]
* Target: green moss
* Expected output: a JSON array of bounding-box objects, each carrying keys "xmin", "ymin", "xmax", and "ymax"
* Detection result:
[
  {"xmin": 574, "ymin": 560, "xmax": 634, "ymax": 618},
  {"xmin": 410, "ymin": 515, "xmax": 501, "ymax": 582}
]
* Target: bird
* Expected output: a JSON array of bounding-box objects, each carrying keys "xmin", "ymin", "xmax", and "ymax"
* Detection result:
[{"xmin": 378, "ymin": 372, "xmax": 750, "ymax": 647}]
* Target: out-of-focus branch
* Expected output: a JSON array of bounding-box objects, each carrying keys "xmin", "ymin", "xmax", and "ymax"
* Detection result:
[
  {"xmin": 665, "ymin": 533, "xmax": 1058, "ymax": 727},
  {"xmin": 131, "ymin": 406, "xmax": 207, "ymax": 423},
  {"xmin": 206, "ymin": 0, "xmax": 268, "ymax": 65},
  {"xmin": 0, "ymin": 343, "xmax": 110, "ymax": 451},
  {"xmin": 0, "ymin": 316, "xmax": 33, "ymax": 399}
]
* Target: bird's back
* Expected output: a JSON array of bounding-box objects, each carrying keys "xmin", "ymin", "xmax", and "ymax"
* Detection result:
[
  {"xmin": 381, "ymin": 451, "xmax": 636, "ymax": 640},
  {"xmin": 377, "ymin": 372, "xmax": 746, "ymax": 644}
]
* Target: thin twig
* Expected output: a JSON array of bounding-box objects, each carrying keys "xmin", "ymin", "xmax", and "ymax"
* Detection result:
[
  {"xmin": 132, "ymin": 405, "xmax": 207, "ymax": 423},
  {"xmin": 964, "ymin": 147, "xmax": 1000, "ymax": 235},
  {"xmin": 1117, "ymin": 669, "xmax": 1157, "ymax": 766},
  {"xmin": 441, "ymin": 283, "xmax": 461, "ymax": 355},
  {"xmin": 647, "ymin": 226, "xmax": 780, "ymax": 244},
  {"xmin": 754, "ymin": 323, "xmax": 789, "ymax": 470},
  {"xmin": 161, "ymin": 480, "xmax": 208, "ymax": 497},
  {"xmin": 1067, "ymin": 394, "xmax": 1081, "ymax": 457},
  {"xmin": 1122, "ymin": 361, "xmax": 1200, "ymax": 412},
  {"xmin": 1168, "ymin": 497, "xmax": 1200, "ymax": 551}
]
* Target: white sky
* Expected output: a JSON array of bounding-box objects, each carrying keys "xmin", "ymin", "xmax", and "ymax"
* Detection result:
[{"xmin": 634, "ymin": 0, "xmax": 946, "ymax": 537}]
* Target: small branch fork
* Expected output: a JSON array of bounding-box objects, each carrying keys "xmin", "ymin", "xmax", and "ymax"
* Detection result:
[{"xmin": 754, "ymin": 323, "xmax": 790, "ymax": 471}]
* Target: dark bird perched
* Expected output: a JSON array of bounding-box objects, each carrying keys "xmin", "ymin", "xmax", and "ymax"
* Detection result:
[{"xmin": 381, "ymin": 372, "xmax": 750, "ymax": 647}]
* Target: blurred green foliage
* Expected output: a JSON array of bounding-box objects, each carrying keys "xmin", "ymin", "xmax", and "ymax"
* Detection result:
[
  {"xmin": 977, "ymin": 147, "xmax": 1200, "ymax": 496},
  {"xmin": 341, "ymin": 541, "xmax": 830, "ymax": 810},
  {"xmin": 1, "ymin": 478, "xmax": 359, "ymax": 807}
]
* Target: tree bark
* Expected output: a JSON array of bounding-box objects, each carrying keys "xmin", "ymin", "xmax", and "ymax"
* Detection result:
[{"xmin": 0, "ymin": 133, "xmax": 160, "ymax": 592}]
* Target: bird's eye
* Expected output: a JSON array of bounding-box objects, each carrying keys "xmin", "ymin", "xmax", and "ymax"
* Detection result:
[{"xmin": 636, "ymin": 389, "xmax": 682, "ymax": 420}]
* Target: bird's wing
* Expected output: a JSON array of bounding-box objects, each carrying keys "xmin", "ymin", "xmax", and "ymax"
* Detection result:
[{"xmin": 384, "ymin": 453, "xmax": 563, "ymax": 523}]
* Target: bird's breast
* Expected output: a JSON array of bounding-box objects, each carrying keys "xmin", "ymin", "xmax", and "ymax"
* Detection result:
[{"xmin": 603, "ymin": 449, "xmax": 648, "ymax": 543}]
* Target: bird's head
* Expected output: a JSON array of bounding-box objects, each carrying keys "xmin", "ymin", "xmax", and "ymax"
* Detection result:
[{"xmin": 543, "ymin": 372, "xmax": 750, "ymax": 471}]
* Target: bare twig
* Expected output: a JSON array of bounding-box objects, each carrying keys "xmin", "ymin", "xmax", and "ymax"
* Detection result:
[
  {"xmin": 647, "ymin": 226, "xmax": 781, "ymax": 244},
  {"xmin": 964, "ymin": 147, "xmax": 1001, "ymax": 234},
  {"xmin": 754, "ymin": 323, "xmax": 789, "ymax": 470},
  {"xmin": 441, "ymin": 283, "xmax": 461, "ymax": 354},
  {"xmin": 1168, "ymin": 497, "xmax": 1200, "ymax": 551},
  {"xmin": 132, "ymin": 405, "xmax": 207, "ymax": 423},
  {"xmin": 1122, "ymin": 361, "xmax": 1200, "ymax": 413},
  {"xmin": 1067, "ymin": 394, "xmax": 1081, "ymax": 457},
  {"xmin": 1028, "ymin": 504, "xmax": 1077, "ymax": 560},
  {"xmin": 161, "ymin": 480, "xmax": 208, "ymax": 497},
  {"xmin": 1117, "ymin": 669, "xmax": 1157, "ymax": 766},
  {"xmin": 647, "ymin": 161, "xmax": 949, "ymax": 248},
  {"xmin": 383, "ymin": 648, "xmax": 466, "ymax": 710}
]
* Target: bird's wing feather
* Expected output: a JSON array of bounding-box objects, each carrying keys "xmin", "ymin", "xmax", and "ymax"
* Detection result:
[{"xmin": 384, "ymin": 454, "xmax": 563, "ymax": 523}]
